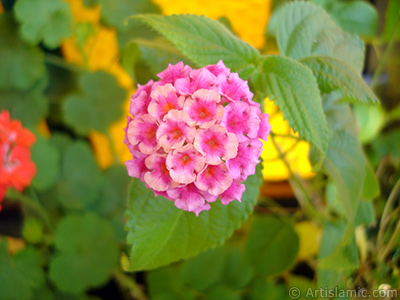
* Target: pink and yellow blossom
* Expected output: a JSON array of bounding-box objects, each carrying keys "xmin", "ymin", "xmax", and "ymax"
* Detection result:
[{"xmin": 124, "ymin": 61, "xmax": 271, "ymax": 215}]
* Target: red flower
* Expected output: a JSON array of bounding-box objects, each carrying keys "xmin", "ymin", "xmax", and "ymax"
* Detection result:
[{"xmin": 0, "ymin": 111, "xmax": 36, "ymax": 211}]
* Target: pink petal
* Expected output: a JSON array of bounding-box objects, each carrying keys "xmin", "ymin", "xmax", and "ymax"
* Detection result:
[
  {"xmin": 167, "ymin": 183, "xmax": 212, "ymax": 215},
  {"xmin": 226, "ymin": 139, "xmax": 263, "ymax": 180},
  {"xmin": 258, "ymin": 113, "xmax": 272, "ymax": 141},
  {"xmin": 148, "ymin": 83, "xmax": 186, "ymax": 119},
  {"xmin": 125, "ymin": 151, "xmax": 148, "ymax": 180},
  {"xmin": 221, "ymin": 102, "xmax": 261, "ymax": 142},
  {"xmin": 205, "ymin": 60, "xmax": 230, "ymax": 77},
  {"xmin": 218, "ymin": 72, "xmax": 253, "ymax": 103},
  {"xmin": 129, "ymin": 81, "xmax": 154, "ymax": 116},
  {"xmin": 127, "ymin": 114, "xmax": 159, "ymax": 155},
  {"xmin": 166, "ymin": 144, "xmax": 205, "ymax": 184},
  {"xmin": 156, "ymin": 110, "xmax": 196, "ymax": 152},
  {"xmin": 157, "ymin": 62, "xmax": 192, "ymax": 84},
  {"xmin": 193, "ymin": 125, "xmax": 238, "ymax": 165},
  {"xmin": 195, "ymin": 163, "xmax": 233, "ymax": 196},
  {"xmin": 183, "ymin": 89, "xmax": 224, "ymax": 128},
  {"xmin": 175, "ymin": 68, "xmax": 218, "ymax": 95},
  {"xmin": 220, "ymin": 181, "xmax": 246, "ymax": 205},
  {"xmin": 144, "ymin": 153, "xmax": 176, "ymax": 192}
]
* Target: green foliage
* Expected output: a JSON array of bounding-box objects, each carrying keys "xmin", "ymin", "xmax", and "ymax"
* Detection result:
[
  {"xmin": 100, "ymin": 0, "xmax": 160, "ymax": 30},
  {"xmin": 0, "ymin": 14, "xmax": 46, "ymax": 90},
  {"xmin": 0, "ymin": 240, "xmax": 45, "ymax": 300},
  {"xmin": 381, "ymin": 0, "xmax": 400, "ymax": 42},
  {"xmin": 300, "ymin": 56, "xmax": 378, "ymax": 104},
  {"xmin": 14, "ymin": 0, "xmax": 73, "ymax": 49},
  {"xmin": 62, "ymin": 71, "xmax": 126, "ymax": 135},
  {"xmin": 31, "ymin": 135, "xmax": 61, "ymax": 192},
  {"xmin": 310, "ymin": 0, "xmax": 378, "ymax": 37},
  {"xmin": 56, "ymin": 141, "xmax": 103, "ymax": 210},
  {"xmin": 272, "ymin": 1, "xmax": 365, "ymax": 73},
  {"xmin": 323, "ymin": 131, "xmax": 366, "ymax": 222},
  {"xmin": 245, "ymin": 216, "xmax": 299, "ymax": 276},
  {"xmin": 133, "ymin": 14, "xmax": 260, "ymax": 75},
  {"xmin": 129, "ymin": 37, "xmax": 195, "ymax": 77},
  {"xmin": 49, "ymin": 213, "xmax": 119, "ymax": 293},
  {"xmin": 0, "ymin": 82, "xmax": 48, "ymax": 128},
  {"xmin": 253, "ymin": 55, "xmax": 328, "ymax": 157},
  {"xmin": 125, "ymin": 166, "xmax": 262, "ymax": 271}
]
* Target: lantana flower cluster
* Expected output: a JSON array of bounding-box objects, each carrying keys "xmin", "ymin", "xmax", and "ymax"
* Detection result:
[
  {"xmin": 0, "ymin": 111, "xmax": 37, "ymax": 211},
  {"xmin": 124, "ymin": 61, "xmax": 271, "ymax": 215}
]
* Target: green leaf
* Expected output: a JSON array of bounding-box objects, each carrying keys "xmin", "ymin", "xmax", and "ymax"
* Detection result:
[
  {"xmin": 181, "ymin": 247, "xmax": 225, "ymax": 291},
  {"xmin": 323, "ymin": 131, "xmax": 366, "ymax": 222},
  {"xmin": 133, "ymin": 14, "xmax": 259, "ymax": 75},
  {"xmin": 0, "ymin": 14, "xmax": 46, "ymax": 90},
  {"xmin": 249, "ymin": 279, "xmax": 288, "ymax": 300},
  {"xmin": 0, "ymin": 240, "xmax": 45, "ymax": 300},
  {"xmin": 300, "ymin": 56, "xmax": 378, "ymax": 104},
  {"xmin": 100, "ymin": 0, "xmax": 160, "ymax": 30},
  {"xmin": 125, "ymin": 165, "xmax": 262, "ymax": 271},
  {"xmin": 56, "ymin": 141, "xmax": 103, "ymax": 210},
  {"xmin": 273, "ymin": 1, "xmax": 364, "ymax": 72},
  {"xmin": 354, "ymin": 103, "xmax": 385, "ymax": 143},
  {"xmin": 221, "ymin": 245, "xmax": 253, "ymax": 289},
  {"xmin": 206, "ymin": 286, "xmax": 240, "ymax": 300},
  {"xmin": 245, "ymin": 216, "xmax": 299, "ymax": 277},
  {"xmin": 354, "ymin": 201, "xmax": 375, "ymax": 226},
  {"xmin": 361, "ymin": 162, "xmax": 380, "ymax": 200},
  {"xmin": 311, "ymin": 0, "xmax": 378, "ymax": 37},
  {"xmin": 147, "ymin": 264, "xmax": 197, "ymax": 300},
  {"xmin": 382, "ymin": 0, "xmax": 400, "ymax": 42},
  {"xmin": 318, "ymin": 220, "xmax": 359, "ymax": 272},
  {"xmin": 62, "ymin": 71, "xmax": 126, "ymax": 135},
  {"xmin": 134, "ymin": 37, "xmax": 195, "ymax": 77},
  {"xmin": 253, "ymin": 55, "xmax": 328, "ymax": 156},
  {"xmin": 322, "ymin": 92, "xmax": 357, "ymax": 136},
  {"xmin": 14, "ymin": 0, "xmax": 73, "ymax": 49},
  {"xmin": 49, "ymin": 213, "xmax": 119, "ymax": 294},
  {"xmin": 31, "ymin": 135, "xmax": 61, "ymax": 192},
  {"xmin": 0, "ymin": 83, "xmax": 48, "ymax": 128}
]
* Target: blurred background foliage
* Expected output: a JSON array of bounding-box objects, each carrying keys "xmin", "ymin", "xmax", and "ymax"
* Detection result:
[{"xmin": 0, "ymin": 0, "xmax": 399, "ymax": 299}]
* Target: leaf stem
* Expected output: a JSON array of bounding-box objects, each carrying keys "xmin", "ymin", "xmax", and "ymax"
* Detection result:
[
  {"xmin": 379, "ymin": 219, "xmax": 400, "ymax": 262},
  {"xmin": 5, "ymin": 188, "xmax": 54, "ymax": 233},
  {"xmin": 113, "ymin": 269, "xmax": 147, "ymax": 300},
  {"xmin": 44, "ymin": 54, "xmax": 82, "ymax": 72},
  {"xmin": 269, "ymin": 133, "xmax": 323, "ymax": 223},
  {"xmin": 377, "ymin": 177, "xmax": 400, "ymax": 249},
  {"xmin": 370, "ymin": 18, "xmax": 400, "ymax": 90}
]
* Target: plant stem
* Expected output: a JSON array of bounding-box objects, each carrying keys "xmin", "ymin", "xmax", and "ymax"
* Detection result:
[
  {"xmin": 379, "ymin": 219, "xmax": 400, "ymax": 262},
  {"xmin": 113, "ymin": 269, "xmax": 147, "ymax": 300},
  {"xmin": 377, "ymin": 177, "xmax": 400, "ymax": 247},
  {"xmin": 44, "ymin": 54, "xmax": 82, "ymax": 72},
  {"xmin": 269, "ymin": 133, "xmax": 323, "ymax": 223},
  {"xmin": 5, "ymin": 188, "xmax": 54, "ymax": 233},
  {"xmin": 370, "ymin": 18, "xmax": 400, "ymax": 91}
]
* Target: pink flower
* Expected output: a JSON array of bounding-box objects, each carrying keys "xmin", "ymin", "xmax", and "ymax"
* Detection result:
[
  {"xmin": 148, "ymin": 84, "xmax": 185, "ymax": 119},
  {"xmin": 157, "ymin": 61, "xmax": 192, "ymax": 85},
  {"xmin": 175, "ymin": 68, "xmax": 218, "ymax": 95},
  {"xmin": 193, "ymin": 125, "xmax": 238, "ymax": 165},
  {"xmin": 222, "ymin": 102, "xmax": 262, "ymax": 142},
  {"xmin": 220, "ymin": 181, "xmax": 246, "ymax": 205},
  {"xmin": 166, "ymin": 144, "xmax": 205, "ymax": 184},
  {"xmin": 127, "ymin": 114, "xmax": 159, "ymax": 155},
  {"xmin": 156, "ymin": 110, "xmax": 196, "ymax": 152},
  {"xmin": 183, "ymin": 89, "xmax": 224, "ymax": 128},
  {"xmin": 144, "ymin": 153, "xmax": 178, "ymax": 192},
  {"xmin": 195, "ymin": 163, "xmax": 233, "ymax": 196},
  {"xmin": 124, "ymin": 61, "xmax": 271, "ymax": 215}
]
